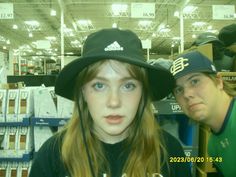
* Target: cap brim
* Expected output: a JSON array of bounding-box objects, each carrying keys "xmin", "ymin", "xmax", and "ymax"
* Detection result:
[{"xmin": 55, "ymin": 54, "xmax": 175, "ymax": 101}]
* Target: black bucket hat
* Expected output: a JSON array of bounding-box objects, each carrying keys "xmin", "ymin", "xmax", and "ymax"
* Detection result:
[
  {"xmin": 55, "ymin": 28, "xmax": 175, "ymax": 101},
  {"xmin": 218, "ymin": 23, "xmax": 236, "ymax": 47}
]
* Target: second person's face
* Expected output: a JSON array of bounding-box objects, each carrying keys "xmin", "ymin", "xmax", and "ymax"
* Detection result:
[
  {"xmin": 83, "ymin": 60, "xmax": 142, "ymax": 144},
  {"xmin": 173, "ymin": 73, "xmax": 222, "ymax": 122}
]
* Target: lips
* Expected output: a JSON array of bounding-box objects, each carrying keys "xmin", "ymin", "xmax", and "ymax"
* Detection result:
[
  {"xmin": 105, "ymin": 115, "xmax": 123, "ymax": 124},
  {"xmin": 188, "ymin": 103, "xmax": 202, "ymax": 110}
]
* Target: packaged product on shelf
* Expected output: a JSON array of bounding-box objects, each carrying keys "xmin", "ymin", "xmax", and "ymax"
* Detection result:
[
  {"xmin": 0, "ymin": 89, "xmax": 7, "ymax": 122},
  {"xmin": 8, "ymin": 162, "xmax": 18, "ymax": 177},
  {"xmin": 0, "ymin": 127, "xmax": 6, "ymax": 151},
  {"xmin": 18, "ymin": 162, "xmax": 31, "ymax": 177},
  {"xmin": 33, "ymin": 87, "xmax": 57, "ymax": 118},
  {"xmin": 33, "ymin": 126, "xmax": 54, "ymax": 152},
  {"xmin": 6, "ymin": 89, "xmax": 19, "ymax": 122},
  {"xmin": 0, "ymin": 162, "xmax": 8, "ymax": 177},
  {"xmin": 57, "ymin": 95, "xmax": 73, "ymax": 118},
  {"xmin": 17, "ymin": 126, "xmax": 33, "ymax": 157},
  {"xmin": 18, "ymin": 87, "xmax": 34, "ymax": 122},
  {"xmin": 6, "ymin": 127, "xmax": 18, "ymax": 158}
]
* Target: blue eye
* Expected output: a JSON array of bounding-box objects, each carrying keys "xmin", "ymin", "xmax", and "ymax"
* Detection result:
[
  {"xmin": 122, "ymin": 82, "xmax": 136, "ymax": 91},
  {"xmin": 190, "ymin": 79, "xmax": 199, "ymax": 86},
  {"xmin": 92, "ymin": 82, "xmax": 105, "ymax": 91}
]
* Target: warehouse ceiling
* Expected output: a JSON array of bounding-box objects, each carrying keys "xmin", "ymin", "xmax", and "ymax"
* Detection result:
[{"xmin": 0, "ymin": 0, "xmax": 236, "ymax": 63}]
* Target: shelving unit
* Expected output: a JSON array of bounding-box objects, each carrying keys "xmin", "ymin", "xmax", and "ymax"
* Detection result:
[{"xmin": 154, "ymin": 99, "xmax": 199, "ymax": 177}]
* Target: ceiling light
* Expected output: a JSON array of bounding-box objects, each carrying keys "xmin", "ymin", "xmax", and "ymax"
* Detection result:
[
  {"xmin": 50, "ymin": 9, "xmax": 56, "ymax": 16},
  {"xmin": 24, "ymin": 20, "xmax": 40, "ymax": 27},
  {"xmin": 3, "ymin": 46, "xmax": 7, "ymax": 50},
  {"xmin": 174, "ymin": 11, "xmax": 179, "ymax": 17},
  {"xmin": 112, "ymin": 23, "xmax": 117, "ymax": 28},
  {"xmin": 6, "ymin": 40, "xmax": 10, "ymax": 44},
  {"xmin": 183, "ymin": 6, "xmax": 198, "ymax": 14},
  {"xmin": 192, "ymin": 34, "xmax": 197, "ymax": 38},
  {"xmin": 29, "ymin": 33, "xmax": 33, "ymax": 37},
  {"xmin": 13, "ymin": 24, "xmax": 18, "ymax": 29}
]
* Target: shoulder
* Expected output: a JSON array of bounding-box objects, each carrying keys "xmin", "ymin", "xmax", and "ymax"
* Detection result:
[
  {"xmin": 29, "ymin": 133, "xmax": 66, "ymax": 177},
  {"xmin": 161, "ymin": 130, "xmax": 184, "ymax": 155}
]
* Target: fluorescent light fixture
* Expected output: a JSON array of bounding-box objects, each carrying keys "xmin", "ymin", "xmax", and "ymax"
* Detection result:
[
  {"xmin": 112, "ymin": 4, "xmax": 128, "ymax": 15},
  {"xmin": 45, "ymin": 36, "xmax": 56, "ymax": 41},
  {"xmin": 192, "ymin": 21, "xmax": 206, "ymax": 27},
  {"xmin": 77, "ymin": 19, "xmax": 92, "ymax": 26},
  {"xmin": 138, "ymin": 20, "xmax": 152, "ymax": 27},
  {"xmin": 183, "ymin": 6, "xmax": 198, "ymax": 14},
  {"xmin": 24, "ymin": 20, "xmax": 40, "ymax": 27},
  {"xmin": 159, "ymin": 28, "xmax": 171, "ymax": 33},
  {"xmin": 6, "ymin": 40, "xmax": 10, "ymax": 44},
  {"xmin": 3, "ymin": 46, "xmax": 7, "ymax": 49},
  {"xmin": 29, "ymin": 33, "xmax": 33, "ymax": 37}
]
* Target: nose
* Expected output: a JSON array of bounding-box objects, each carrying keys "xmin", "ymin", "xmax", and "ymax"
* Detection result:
[
  {"xmin": 106, "ymin": 89, "xmax": 121, "ymax": 108},
  {"xmin": 182, "ymin": 86, "xmax": 194, "ymax": 99}
]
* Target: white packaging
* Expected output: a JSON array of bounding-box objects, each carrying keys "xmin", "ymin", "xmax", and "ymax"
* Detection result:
[
  {"xmin": 18, "ymin": 87, "xmax": 34, "ymax": 122},
  {"xmin": 57, "ymin": 95, "xmax": 74, "ymax": 118},
  {"xmin": 0, "ymin": 89, "xmax": 7, "ymax": 122},
  {"xmin": 6, "ymin": 89, "xmax": 19, "ymax": 122},
  {"xmin": 34, "ymin": 87, "xmax": 57, "ymax": 118},
  {"xmin": 17, "ymin": 126, "xmax": 33, "ymax": 157}
]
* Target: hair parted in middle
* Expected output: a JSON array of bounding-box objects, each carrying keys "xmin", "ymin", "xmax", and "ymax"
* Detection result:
[{"xmin": 57, "ymin": 60, "xmax": 169, "ymax": 177}]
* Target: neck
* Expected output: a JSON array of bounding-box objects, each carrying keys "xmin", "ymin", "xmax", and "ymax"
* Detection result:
[{"xmin": 209, "ymin": 93, "xmax": 232, "ymax": 133}]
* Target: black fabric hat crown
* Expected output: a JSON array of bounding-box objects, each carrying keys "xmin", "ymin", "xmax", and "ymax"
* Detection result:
[
  {"xmin": 218, "ymin": 23, "xmax": 236, "ymax": 47},
  {"xmin": 55, "ymin": 28, "xmax": 175, "ymax": 101}
]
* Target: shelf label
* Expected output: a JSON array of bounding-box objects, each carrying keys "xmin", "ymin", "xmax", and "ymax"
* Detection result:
[{"xmin": 131, "ymin": 3, "xmax": 155, "ymax": 18}]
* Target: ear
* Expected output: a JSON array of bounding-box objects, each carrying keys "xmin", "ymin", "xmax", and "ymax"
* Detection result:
[{"xmin": 216, "ymin": 73, "xmax": 224, "ymax": 90}]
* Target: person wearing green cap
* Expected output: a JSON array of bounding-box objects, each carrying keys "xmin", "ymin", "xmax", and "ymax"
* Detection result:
[
  {"xmin": 29, "ymin": 28, "xmax": 191, "ymax": 177},
  {"xmin": 170, "ymin": 50, "xmax": 236, "ymax": 177}
]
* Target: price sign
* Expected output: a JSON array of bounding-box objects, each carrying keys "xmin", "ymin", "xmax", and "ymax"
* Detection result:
[
  {"xmin": 0, "ymin": 3, "xmax": 13, "ymax": 19},
  {"xmin": 131, "ymin": 3, "xmax": 155, "ymax": 18},
  {"xmin": 212, "ymin": 5, "xmax": 235, "ymax": 20}
]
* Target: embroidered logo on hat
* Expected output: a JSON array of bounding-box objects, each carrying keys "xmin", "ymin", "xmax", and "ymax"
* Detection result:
[
  {"xmin": 170, "ymin": 57, "xmax": 189, "ymax": 76},
  {"xmin": 104, "ymin": 41, "xmax": 124, "ymax": 51}
]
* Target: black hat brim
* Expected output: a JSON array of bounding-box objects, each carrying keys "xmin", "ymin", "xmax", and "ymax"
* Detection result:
[{"xmin": 55, "ymin": 54, "xmax": 175, "ymax": 101}]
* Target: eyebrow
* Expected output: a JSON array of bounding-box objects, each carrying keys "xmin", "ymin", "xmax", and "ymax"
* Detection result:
[
  {"xmin": 93, "ymin": 76, "xmax": 137, "ymax": 82},
  {"xmin": 186, "ymin": 73, "xmax": 202, "ymax": 82},
  {"xmin": 175, "ymin": 73, "xmax": 202, "ymax": 88}
]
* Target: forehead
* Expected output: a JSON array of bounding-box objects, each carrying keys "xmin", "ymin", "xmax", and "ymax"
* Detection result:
[{"xmin": 176, "ymin": 72, "xmax": 205, "ymax": 84}]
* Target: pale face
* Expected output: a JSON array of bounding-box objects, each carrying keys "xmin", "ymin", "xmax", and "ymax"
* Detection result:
[
  {"xmin": 174, "ymin": 73, "xmax": 222, "ymax": 123},
  {"xmin": 83, "ymin": 60, "xmax": 142, "ymax": 144}
]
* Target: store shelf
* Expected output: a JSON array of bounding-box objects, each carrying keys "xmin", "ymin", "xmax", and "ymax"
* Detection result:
[
  {"xmin": 32, "ymin": 117, "xmax": 69, "ymax": 126},
  {"xmin": 0, "ymin": 118, "xmax": 30, "ymax": 126},
  {"xmin": 0, "ymin": 152, "xmax": 32, "ymax": 162}
]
